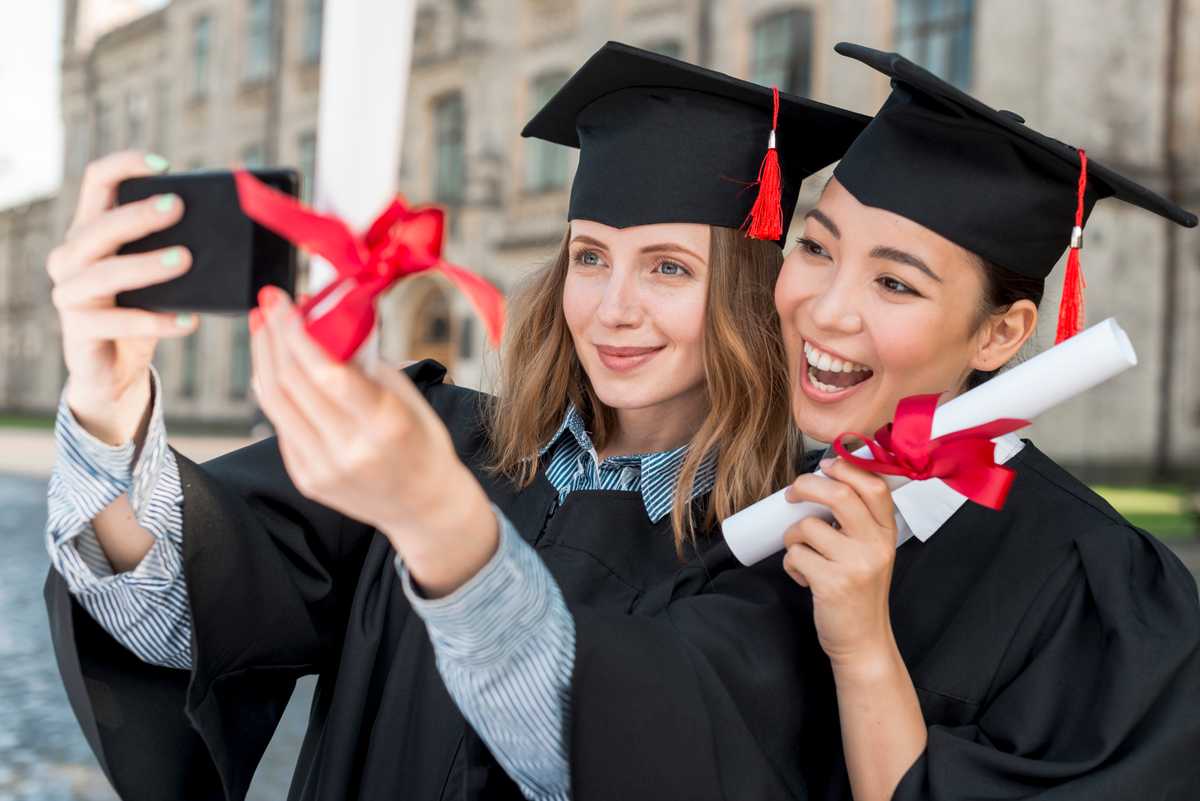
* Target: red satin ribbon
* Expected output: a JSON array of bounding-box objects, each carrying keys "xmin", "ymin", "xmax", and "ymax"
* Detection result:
[
  {"xmin": 831, "ymin": 394, "xmax": 1030, "ymax": 510},
  {"xmin": 234, "ymin": 170, "xmax": 505, "ymax": 362}
]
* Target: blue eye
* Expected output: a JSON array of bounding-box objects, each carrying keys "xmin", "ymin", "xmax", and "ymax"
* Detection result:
[
  {"xmin": 656, "ymin": 260, "xmax": 689, "ymax": 277},
  {"xmin": 573, "ymin": 249, "xmax": 602, "ymax": 267}
]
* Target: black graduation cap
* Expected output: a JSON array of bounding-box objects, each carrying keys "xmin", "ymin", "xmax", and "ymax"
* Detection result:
[
  {"xmin": 521, "ymin": 41, "xmax": 870, "ymax": 245},
  {"xmin": 830, "ymin": 42, "xmax": 1198, "ymax": 341}
]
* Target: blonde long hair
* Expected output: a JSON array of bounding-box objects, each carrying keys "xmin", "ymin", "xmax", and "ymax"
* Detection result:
[{"xmin": 486, "ymin": 225, "xmax": 799, "ymax": 556}]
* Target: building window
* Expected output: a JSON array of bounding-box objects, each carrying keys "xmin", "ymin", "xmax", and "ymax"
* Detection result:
[
  {"xmin": 155, "ymin": 80, "xmax": 169, "ymax": 151},
  {"xmin": 432, "ymin": 92, "xmax": 465, "ymax": 204},
  {"xmin": 524, "ymin": 72, "xmax": 569, "ymax": 192},
  {"xmin": 241, "ymin": 142, "xmax": 266, "ymax": 168},
  {"xmin": 302, "ymin": 0, "xmax": 323, "ymax": 63},
  {"xmin": 298, "ymin": 131, "xmax": 317, "ymax": 204},
  {"xmin": 245, "ymin": 0, "xmax": 274, "ymax": 82},
  {"xmin": 192, "ymin": 15, "xmax": 212, "ymax": 97},
  {"xmin": 125, "ymin": 92, "xmax": 147, "ymax": 148},
  {"xmin": 644, "ymin": 38, "xmax": 683, "ymax": 60},
  {"xmin": 230, "ymin": 323, "xmax": 251, "ymax": 400},
  {"xmin": 458, "ymin": 315, "xmax": 475, "ymax": 360},
  {"xmin": 751, "ymin": 8, "xmax": 814, "ymax": 96},
  {"xmin": 94, "ymin": 102, "xmax": 114, "ymax": 158},
  {"xmin": 181, "ymin": 331, "xmax": 200, "ymax": 399},
  {"xmin": 408, "ymin": 283, "xmax": 456, "ymax": 368},
  {"xmin": 69, "ymin": 116, "xmax": 89, "ymax": 174},
  {"xmin": 894, "ymin": 0, "xmax": 975, "ymax": 88}
]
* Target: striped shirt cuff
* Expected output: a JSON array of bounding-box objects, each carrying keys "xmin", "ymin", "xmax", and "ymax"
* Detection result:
[
  {"xmin": 49, "ymin": 366, "xmax": 176, "ymax": 580},
  {"xmin": 397, "ymin": 507, "xmax": 567, "ymax": 668}
]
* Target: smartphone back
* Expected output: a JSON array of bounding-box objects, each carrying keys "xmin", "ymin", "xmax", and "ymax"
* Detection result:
[{"xmin": 115, "ymin": 168, "xmax": 298, "ymax": 313}]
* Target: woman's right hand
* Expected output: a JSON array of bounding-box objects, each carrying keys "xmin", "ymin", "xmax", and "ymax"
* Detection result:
[{"xmin": 48, "ymin": 150, "xmax": 200, "ymax": 445}]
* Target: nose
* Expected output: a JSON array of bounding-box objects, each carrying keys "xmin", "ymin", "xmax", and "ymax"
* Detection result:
[
  {"xmin": 595, "ymin": 262, "xmax": 643, "ymax": 329},
  {"xmin": 806, "ymin": 265, "xmax": 864, "ymax": 336}
]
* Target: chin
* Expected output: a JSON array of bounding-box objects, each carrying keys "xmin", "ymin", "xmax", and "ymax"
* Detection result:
[
  {"xmin": 591, "ymin": 382, "xmax": 673, "ymax": 412},
  {"xmin": 790, "ymin": 387, "xmax": 886, "ymax": 446}
]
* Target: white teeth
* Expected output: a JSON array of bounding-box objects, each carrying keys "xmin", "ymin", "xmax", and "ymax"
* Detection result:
[{"xmin": 804, "ymin": 340, "xmax": 870, "ymax": 373}]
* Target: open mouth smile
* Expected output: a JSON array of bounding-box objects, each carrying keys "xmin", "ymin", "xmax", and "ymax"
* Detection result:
[{"xmin": 800, "ymin": 340, "xmax": 875, "ymax": 402}]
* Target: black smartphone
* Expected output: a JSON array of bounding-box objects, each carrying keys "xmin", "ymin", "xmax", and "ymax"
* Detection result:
[{"xmin": 114, "ymin": 168, "xmax": 299, "ymax": 313}]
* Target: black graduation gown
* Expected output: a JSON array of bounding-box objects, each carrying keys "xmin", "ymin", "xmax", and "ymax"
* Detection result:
[
  {"xmin": 798, "ymin": 443, "xmax": 1200, "ymax": 800},
  {"xmin": 44, "ymin": 360, "xmax": 826, "ymax": 801}
]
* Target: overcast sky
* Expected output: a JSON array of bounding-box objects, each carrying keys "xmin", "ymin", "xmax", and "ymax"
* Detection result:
[
  {"xmin": 0, "ymin": 3, "xmax": 63, "ymax": 208},
  {"xmin": 0, "ymin": 1, "xmax": 168, "ymax": 209}
]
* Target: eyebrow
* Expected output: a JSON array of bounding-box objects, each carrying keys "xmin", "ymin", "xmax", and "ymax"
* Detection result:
[
  {"xmin": 869, "ymin": 245, "xmax": 943, "ymax": 283},
  {"xmin": 570, "ymin": 235, "xmax": 705, "ymax": 263},
  {"xmin": 804, "ymin": 208, "xmax": 841, "ymax": 239}
]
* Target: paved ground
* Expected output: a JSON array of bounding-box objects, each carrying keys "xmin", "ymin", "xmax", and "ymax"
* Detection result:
[
  {"xmin": 0, "ymin": 427, "xmax": 258, "ymax": 478},
  {"xmin": 0, "ymin": 470, "xmax": 310, "ymax": 800}
]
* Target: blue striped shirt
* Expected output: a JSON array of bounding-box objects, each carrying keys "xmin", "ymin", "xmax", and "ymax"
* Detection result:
[{"xmin": 46, "ymin": 385, "xmax": 714, "ymax": 801}]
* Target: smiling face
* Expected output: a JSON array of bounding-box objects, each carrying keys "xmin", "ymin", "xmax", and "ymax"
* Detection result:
[
  {"xmin": 774, "ymin": 178, "xmax": 1036, "ymax": 444},
  {"xmin": 562, "ymin": 219, "xmax": 711, "ymax": 427}
]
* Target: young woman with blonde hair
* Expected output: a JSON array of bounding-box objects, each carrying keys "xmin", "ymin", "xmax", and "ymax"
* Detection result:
[{"xmin": 43, "ymin": 43, "xmax": 867, "ymax": 800}]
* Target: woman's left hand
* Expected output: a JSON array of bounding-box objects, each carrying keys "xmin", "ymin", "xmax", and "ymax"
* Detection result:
[
  {"xmin": 250, "ymin": 285, "xmax": 498, "ymax": 596},
  {"xmin": 782, "ymin": 458, "xmax": 899, "ymax": 671}
]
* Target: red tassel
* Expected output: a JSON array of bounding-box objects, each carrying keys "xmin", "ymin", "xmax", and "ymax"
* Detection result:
[
  {"xmin": 745, "ymin": 87, "xmax": 783, "ymax": 241},
  {"xmin": 1054, "ymin": 149, "xmax": 1088, "ymax": 344}
]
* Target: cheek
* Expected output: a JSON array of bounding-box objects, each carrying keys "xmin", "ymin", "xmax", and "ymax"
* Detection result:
[
  {"xmin": 561, "ymin": 273, "xmax": 596, "ymax": 340},
  {"xmin": 774, "ymin": 257, "xmax": 801, "ymax": 322},
  {"xmin": 774, "ymin": 256, "xmax": 827, "ymax": 321},
  {"xmin": 774, "ymin": 258, "xmax": 813, "ymax": 352},
  {"xmin": 869, "ymin": 302, "xmax": 972, "ymax": 386},
  {"xmin": 648, "ymin": 283, "xmax": 707, "ymax": 352}
]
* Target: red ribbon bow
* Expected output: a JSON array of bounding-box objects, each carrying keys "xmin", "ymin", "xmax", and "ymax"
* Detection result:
[
  {"xmin": 831, "ymin": 394, "xmax": 1030, "ymax": 510},
  {"xmin": 234, "ymin": 170, "xmax": 505, "ymax": 362}
]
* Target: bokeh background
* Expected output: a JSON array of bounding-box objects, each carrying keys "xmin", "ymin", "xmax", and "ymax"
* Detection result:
[{"xmin": 1, "ymin": 1, "xmax": 1197, "ymax": 798}]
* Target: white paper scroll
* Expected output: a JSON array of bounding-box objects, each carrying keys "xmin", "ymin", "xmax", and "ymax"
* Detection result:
[
  {"xmin": 722, "ymin": 318, "xmax": 1139, "ymax": 566},
  {"xmin": 310, "ymin": 0, "xmax": 417, "ymax": 366}
]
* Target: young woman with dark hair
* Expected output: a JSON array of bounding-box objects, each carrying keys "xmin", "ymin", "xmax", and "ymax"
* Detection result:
[{"xmin": 772, "ymin": 44, "xmax": 1200, "ymax": 801}]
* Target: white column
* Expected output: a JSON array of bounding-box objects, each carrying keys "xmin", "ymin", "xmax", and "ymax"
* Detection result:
[{"xmin": 309, "ymin": 0, "xmax": 417, "ymax": 293}]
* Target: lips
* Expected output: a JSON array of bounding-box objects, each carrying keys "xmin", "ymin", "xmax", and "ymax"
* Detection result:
[
  {"xmin": 596, "ymin": 344, "xmax": 665, "ymax": 372},
  {"xmin": 800, "ymin": 339, "xmax": 874, "ymax": 399}
]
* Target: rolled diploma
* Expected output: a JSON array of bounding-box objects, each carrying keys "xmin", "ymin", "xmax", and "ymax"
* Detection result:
[{"xmin": 722, "ymin": 318, "xmax": 1139, "ymax": 566}]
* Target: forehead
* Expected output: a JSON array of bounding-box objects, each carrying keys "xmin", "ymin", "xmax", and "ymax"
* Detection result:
[
  {"xmin": 812, "ymin": 178, "xmax": 980, "ymax": 266},
  {"xmin": 569, "ymin": 219, "xmax": 711, "ymax": 255}
]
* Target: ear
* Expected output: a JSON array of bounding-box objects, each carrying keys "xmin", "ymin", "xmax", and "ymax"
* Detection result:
[{"xmin": 970, "ymin": 299, "xmax": 1038, "ymax": 373}]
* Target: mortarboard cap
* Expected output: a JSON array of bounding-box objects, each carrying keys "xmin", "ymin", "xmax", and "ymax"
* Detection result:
[
  {"xmin": 830, "ymin": 42, "xmax": 1198, "ymax": 341},
  {"xmin": 521, "ymin": 41, "xmax": 870, "ymax": 245}
]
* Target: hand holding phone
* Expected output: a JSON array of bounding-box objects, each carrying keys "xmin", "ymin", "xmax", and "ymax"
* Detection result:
[
  {"xmin": 46, "ymin": 151, "xmax": 204, "ymax": 445},
  {"xmin": 114, "ymin": 166, "xmax": 298, "ymax": 313}
]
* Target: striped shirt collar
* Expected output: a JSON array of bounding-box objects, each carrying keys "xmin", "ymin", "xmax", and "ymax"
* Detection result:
[{"xmin": 538, "ymin": 404, "xmax": 716, "ymax": 523}]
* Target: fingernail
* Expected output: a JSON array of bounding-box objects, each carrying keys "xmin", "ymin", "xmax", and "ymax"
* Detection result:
[
  {"xmin": 249, "ymin": 307, "xmax": 263, "ymax": 334},
  {"xmin": 258, "ymin": 286, "xmax": 278, "ymax": 310},
  {"xmin": 819, "ymin": 458, "xmax": 835, "ymax": 471},
  {"xmin": 160, "ymin": 247, "xmax": 184, "ymax": 267},
  {"xmin": 145, "ymin": 153, "xmax": 170, "ymax": 173},
  {"xmin": 154, "ymin": 193, "xmax": 178, "ymax": 213},
  {"xmin": 175, "ymin": 313, "xmax": 196, "ymax": 328}
]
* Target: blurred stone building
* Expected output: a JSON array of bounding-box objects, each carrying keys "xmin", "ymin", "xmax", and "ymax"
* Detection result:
[{"xmin": 0, "ymin": 0, "xmax": 1197, "ymax": 478}]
